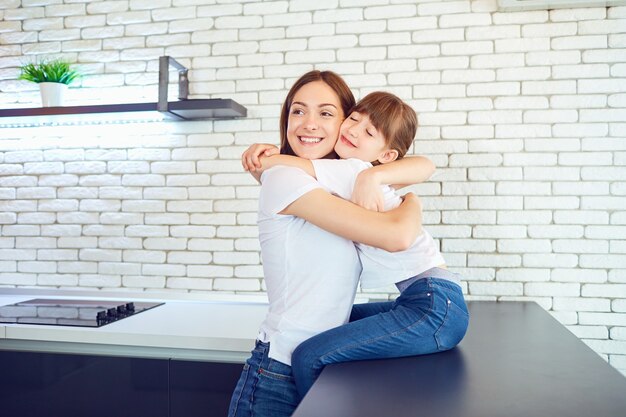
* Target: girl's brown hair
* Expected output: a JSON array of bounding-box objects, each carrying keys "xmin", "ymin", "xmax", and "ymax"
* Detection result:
[
  {"xmin": 352, "ymin": 92, "xmax": 417, "ymax": 159},
  {"xmin": 279, "ymin": 70, "xmax": 355, "ymax": 156}
]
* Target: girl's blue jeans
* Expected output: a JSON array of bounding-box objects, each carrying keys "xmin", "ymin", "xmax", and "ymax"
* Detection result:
[
  {"xmin": 291, "ymin": 277, "xmax": 469, "ymax": 399},
  {"xmin": 227, "ymin": 340, "xmax": 299, "ymax": 417}
]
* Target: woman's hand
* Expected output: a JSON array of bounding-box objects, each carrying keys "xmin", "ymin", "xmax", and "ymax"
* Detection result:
[
  {"xmin": 397, "ymin": 192, "xmax": 423, "ymax": 247},
  {"xmin": 351, "ymin": 169, "xmax": 385, "ymax": 212},
  {"xmin": 399, "ymin": 192, "xmax": 422, "ymax": 216},
  {"xmin": 241, "ymin": 143, "xmax": 279, "ymax": 172}
]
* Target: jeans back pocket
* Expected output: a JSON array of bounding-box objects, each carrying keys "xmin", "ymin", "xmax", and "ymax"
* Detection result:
[{"xmin": 434, "ymin": 298, "xmax": 469, "ymax": 351}]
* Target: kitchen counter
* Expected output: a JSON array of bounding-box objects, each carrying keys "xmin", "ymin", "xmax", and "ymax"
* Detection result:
[
  {"xmin": 4, "ymin": 289, "xmax": 393, "ymax": 417},
  {"xmin": 6, "ymin": 295, "xmax": 625, "ymax": 417},
  {"xmin": 0, "ymin": 289, "xmax": 371, "ymax": 362},
  {"xmin": 0, "ymin": 290, "xmax": 269, "ymax": 362},
  {"xmin": 293, "ymin": 301, "xmax": 626, "ymax": 417}
]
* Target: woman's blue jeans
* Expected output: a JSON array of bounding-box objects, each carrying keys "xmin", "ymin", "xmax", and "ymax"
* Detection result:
[
  {"xmin": 228, "ymin": 341, "xmax": 299, "ymax": 417},
  {"xmin": 291, "ymin": 277, "xmax": 469, "ymax": 399}
]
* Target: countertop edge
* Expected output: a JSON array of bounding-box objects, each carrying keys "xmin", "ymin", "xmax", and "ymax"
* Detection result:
[{"xmin": 0, "ymin": 338, "xmax": 251, "ymax": 362}]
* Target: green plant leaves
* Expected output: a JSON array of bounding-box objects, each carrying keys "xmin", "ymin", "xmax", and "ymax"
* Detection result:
[{"xmin": 18, "ymin": 59, "xmax": 80, "ymax": 85}]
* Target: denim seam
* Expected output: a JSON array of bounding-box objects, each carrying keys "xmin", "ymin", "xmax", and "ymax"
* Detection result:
[
  {"xmin": 318, "ymin": 292, "xmax": 435, "ymax": 364},
  {"xmin": 230, "ymin": 363, "xmax": 252, "ymax": 417},
  {"xmin": 248, "ymin": 342, "xmax": 268, "ymax": 417},
  {"xmin": 249, "ymin": 365, "xmax": 262, "ymax": 417},
  {"xmin": 433, "ymin": 298, "xmax": 451, "ymax": 351}
]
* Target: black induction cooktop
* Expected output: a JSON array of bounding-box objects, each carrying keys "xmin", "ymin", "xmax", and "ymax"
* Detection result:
[{"xmin": 0, "ymin": 299, "xmax": 164, "ymax": 327}]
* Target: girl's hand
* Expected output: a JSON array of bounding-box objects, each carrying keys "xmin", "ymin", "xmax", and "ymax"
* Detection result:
[
  {"xmin": 241, "ymin": 143, "xmax": 279, "ymax": 172},
  {"xmin": 351, "ymin": 169, "xmax": 385, "ymax": 212}
]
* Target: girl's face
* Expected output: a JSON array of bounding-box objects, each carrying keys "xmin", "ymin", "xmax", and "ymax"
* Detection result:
[
  {"xmin": 286, "ymin": 81, "xmax": 344, "ymax": 160},
  {"xmin": 334, "ymin": 111, "xmax": 390, "ymax": 163}
]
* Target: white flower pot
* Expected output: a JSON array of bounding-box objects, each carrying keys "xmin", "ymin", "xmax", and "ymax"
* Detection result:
[{"xmin": 39, "ymin": 82, "xmax": 68, "ymax": 107}]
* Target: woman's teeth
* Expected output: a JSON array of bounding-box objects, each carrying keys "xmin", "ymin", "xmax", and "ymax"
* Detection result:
[{"xmin": 300, "ymin": 137, "xmax": 321, "ymax": 143}]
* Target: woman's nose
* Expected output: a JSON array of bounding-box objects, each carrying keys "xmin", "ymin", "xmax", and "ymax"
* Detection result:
[{"xmin": 304, "ymin": 115, "xmax": 318, "ymax": 130}]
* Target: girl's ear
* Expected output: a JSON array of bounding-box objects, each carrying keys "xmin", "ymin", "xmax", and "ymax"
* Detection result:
[{"xmin": 377, "ymin": 149, "xmax": 399, "ymax": 164}]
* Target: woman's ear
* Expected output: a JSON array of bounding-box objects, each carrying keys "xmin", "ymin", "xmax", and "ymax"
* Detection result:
[{"xmin": 377, "ymin": 149, "xmax": 399, "ymax": 164}]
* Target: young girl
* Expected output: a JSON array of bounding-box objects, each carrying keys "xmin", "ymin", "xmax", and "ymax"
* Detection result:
[
  {"xmin": 228, "ymin": 71, "xmax": 426, "ymax": 417},
  {"xmin": 249, "ymin": 91, "xmax": 469, "ymax": 399}
]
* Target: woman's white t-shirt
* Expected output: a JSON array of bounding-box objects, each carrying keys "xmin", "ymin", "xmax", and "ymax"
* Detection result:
[{"xmin": 257, "ymin": 166, "xmax": 361, "ymax": 366}]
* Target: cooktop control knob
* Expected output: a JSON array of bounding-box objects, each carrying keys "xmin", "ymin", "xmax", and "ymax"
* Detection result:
[
  {"xmin": 125, "ymin": 302, "xmax": 135, "ymax": 313},
  {"xmin": 107, "ymin": 307, "xmax": 117, "ymax": 319},
  {"xmin": 116, "ymin": 305, "xmax": 127, "ymax": 316},
  {"xmin": 97, "ymin": 310, "xmax": 107, "ymax": 324}
]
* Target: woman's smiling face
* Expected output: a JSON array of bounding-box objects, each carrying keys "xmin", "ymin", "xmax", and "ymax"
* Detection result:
[{"xmin": 286, "ymin": 80, "xmax": 344, "ymax": 160}]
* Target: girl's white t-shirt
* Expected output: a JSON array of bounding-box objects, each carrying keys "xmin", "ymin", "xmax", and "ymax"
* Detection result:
[
  {"xmin": 257, "ymin": 166, "xmax": 361, "ymax": 366},
  {"xmin": 312, "ymin": 158, "xmax": 446, "ymax": 290}
]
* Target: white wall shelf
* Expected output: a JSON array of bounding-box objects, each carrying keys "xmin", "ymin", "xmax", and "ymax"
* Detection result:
[
  {"xmin": 0, "ymin": 56, "xmax": 247, "ymax": 128},
  {"xmin": 0, "ymin": 99, "xmax": 247, "ymax": 127}
]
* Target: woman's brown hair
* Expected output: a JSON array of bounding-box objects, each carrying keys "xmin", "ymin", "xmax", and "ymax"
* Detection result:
[
  {"xmin": 279, "ymin": 70, "xmax": 355, "ymax": 156},
  {"xmin": 352, "ymin": 91, "xmax": 418, "ymax": 159}
]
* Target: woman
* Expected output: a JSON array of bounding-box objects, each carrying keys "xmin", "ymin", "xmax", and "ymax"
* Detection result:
[
  {"xmin": 244, "ymin": 90, "xmax": 469, "ymax": 400},
  {"xmin": 227, "ymin": 71, "xmax": 425, "ymax": 417}
]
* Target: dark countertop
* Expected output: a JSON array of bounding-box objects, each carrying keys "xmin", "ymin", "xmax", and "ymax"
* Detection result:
[{"xmin": 294, "ymin": 301, "xmax": 626, "ymax": 417}]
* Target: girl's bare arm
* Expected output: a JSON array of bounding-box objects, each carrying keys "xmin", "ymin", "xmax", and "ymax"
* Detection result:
[
  {"xmin": 258, "ymin": 155, "xmax": 316, "ymax": 178},
  {"xmin": 241, "ymin": 143, "xmax": 279, "ymax": 172},
  {"xmin": 241, "ymin": 143, "xmax": 279, "ymax": 183},
  {"xmin": 365, "ymin": 156, "xmax": 435, "ymax": 188}
]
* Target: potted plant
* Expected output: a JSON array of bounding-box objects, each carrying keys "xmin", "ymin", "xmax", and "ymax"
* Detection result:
[{"xmin": 18, "ymin": 59, "xmax": 80, "ymax": 107}]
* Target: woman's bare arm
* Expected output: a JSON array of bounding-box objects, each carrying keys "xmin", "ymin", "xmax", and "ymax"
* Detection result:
[{"xmin": 281, "ymin": 189, "xmax": 422, "ymax": 252}]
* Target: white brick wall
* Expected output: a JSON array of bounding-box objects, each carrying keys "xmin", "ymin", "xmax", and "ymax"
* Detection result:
[{"xmin": 0, "ymin": 0, "xmax": 625, "ymax": 375}]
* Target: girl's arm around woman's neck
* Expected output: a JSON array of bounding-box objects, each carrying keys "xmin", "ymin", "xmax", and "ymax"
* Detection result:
[{"xmin": 363, "ymin": 156, "xmax": 435, "ymax": 190}]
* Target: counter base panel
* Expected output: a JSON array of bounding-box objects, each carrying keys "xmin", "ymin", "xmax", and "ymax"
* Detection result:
[{"xmin": 0, "ymin": 350, "xmax": 244, "ymax": 417}]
